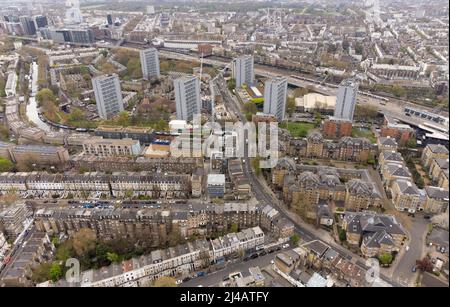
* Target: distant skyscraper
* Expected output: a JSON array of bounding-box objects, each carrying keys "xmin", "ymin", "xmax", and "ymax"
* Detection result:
[
  {"xmin": 19, "ymin": 16, "xmax": 36, "ymax": 35},
  {"xmin": 65, "ymin": 0, "xmax": 83, "ymax": 24},
  {"xmin": 263, "ymin": 77, "xmax": 288, "ymax": 121},
  {"xmin": 334, "ymin": 79, "xmax": 359, "ymax": 121},
  {"xmin": 92, "ymin": 74, "xmax": 124, "ymax": 119},
  {"xmin": 233, "ymin": 55, "xmax": 254, "ymax": 87},
  {"xmin": 174, "ymin": 75, "xmax": 201, "ymax": 121},
  {"xmin": 140, "ymin": 48, "xmax": 160, "ymax": 80},
  {"xmin": 107, "ymin": 14, "xmax": 113, "ymax": 25},
  {"xmin": 34, "ymin": 15, "xmax": 48, "ymax": 29}
]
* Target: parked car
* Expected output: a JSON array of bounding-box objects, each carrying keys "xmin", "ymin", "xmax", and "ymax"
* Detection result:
[{"xmin": 412, "ymin": 266, "xmax": 417, "ymax": 273}]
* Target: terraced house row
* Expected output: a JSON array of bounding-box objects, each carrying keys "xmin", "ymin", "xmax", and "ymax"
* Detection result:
[
  {"xmin": 33, "ymin": 203, "xmax": 294, "ymax": 246},
  {"xmin": 0, "ymin": 171, "xmax": 191, "ymax": 199}
]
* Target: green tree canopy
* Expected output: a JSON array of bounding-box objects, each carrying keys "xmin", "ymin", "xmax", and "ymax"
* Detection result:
[
  {"xmin": 0, "ymin": 157, "xmax": 14, "ymax": 172},
  {"xmin": 378, "ymin": 252, "xmax": 393, "ymax": 265},
  {"xmin": 36, "ymin": 88, "xmax": 56, "ymax": 105},
  {"xmin": 290, "ymin": 234, "xmax": 300, "ymax": 246},
  {"xmin": 49, "ymin": 263, "xmax": 63, "ymax": 281}
]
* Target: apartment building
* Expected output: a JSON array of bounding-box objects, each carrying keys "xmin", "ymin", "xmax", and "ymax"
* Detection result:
[
  {"xmin": 377, "ymin": 136, "xmax": 398, "ymax": 152},
  {"xmin": 422, "ymin": 144, "xmax": 449, "ymax": 169},
  {"xmin": 0, "ymin": 202, "xmax": 32, "ymax": 241},
  {"xmin": 278, "ymin": 163, "xmax": 382, "ymax": 213},
  {"xmin": 345, "ymin": 179, "xmax": 382, "ymax": 211},
  {"xmin": 263, "ymin": 77, "xmax": 288, "ymax": 121},
  {"xmin": 380, "ymin": 117, "xmax": 414, "ymax": 147},
  {"xmin": 174, "ymin": 75, "xmax": 201, "ymax": 121},
  {"xmin": 233, "ymin": 55, "xmax": 254, "ymax": 87},
  {"xmin": 140, "ymin": 48, "xmax": 160, "ymax": 80},
  {"xmin": 94, "ymin": 126, "xmax": 154, "ymax": 145},
  {"xmin": 300, "ymin": 132, "xmax": 374, "ymax": 162},
  {"xmin": 9, "ymin": 145, "xmax": 69, "ymax": 166},
  {"xmin": 381, "ymin": 162, "xmax": 412, "ymax": 192},
  {"xmin": 92, "ymin": 74, "xmax": 124, "ymax": 119},
  {"xmin": 70, "ymin": 155, "xmax": 202, "ymax": 174},
  {"xmin": 423, "ymin": 186, "xmax": 449, "ymax": 214},
  {"xmin": 82, "ymin": 138, "xmax": 142, "ymax": 157},
  {"xmin": 334, "ymin": 79, "xmax": 358, "ymax": 121},
  {"xmin": 429, "ymin": 158, "xmax": 448, "ymax": 182},
  {"xmin": 207, "ymin": 174, "xmax": 225, "ymax": 198},
  {"xmin": 391, "ymin": 179, "xmax": 423, "ymax": 213},
  {"xmin": 342, "ymin": 211, "xmax": 407, "ymax": 258}
]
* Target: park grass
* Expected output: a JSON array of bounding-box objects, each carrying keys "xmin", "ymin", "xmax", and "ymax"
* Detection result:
[{"xmin": 279, "ymin": 122, "xmax": 316, "ymax": 138}]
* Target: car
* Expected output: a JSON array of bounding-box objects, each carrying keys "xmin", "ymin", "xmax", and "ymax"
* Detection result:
[
  {"xmin": 424, "ymin": 215, "xmax": 431, "ymax": 220},
  {"xmin": 268, "ymin": 249, "xmax": 275, "ymax": 254},
  {"xmin": 243, "ymin": 257, "xmax": 249, "ymax": 262},
  {"xmin": 223, "ymin": 276, "xmax": 230, "ymax": 281},
  {"xmin": 259, "ymin": 251, "xmax": 267, "ymax": 256},
  {"xmin": 270, "ymin": 260, "xmax": 275, "ymax": 264},
  {"xmin": 405, "ymin": 246, "xmax": 410, "ymax": 252},
  {"xmin": 250, "ymin": 254, "xmax": 259, "ymax": 259},
  {"xmin": 412, "ymin": 266, "xmax": 417, "ymax": 273},
  {"xmin": 176, "ymin": 280, "xmax": 183, "ymax": 285},
  {"xmin": 282, "ymin": 244, "xmax": 290, "ymax": 249}
]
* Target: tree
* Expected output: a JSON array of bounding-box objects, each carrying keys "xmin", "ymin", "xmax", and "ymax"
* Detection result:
[
  {"xmin": 367, "ymin": 153, "xmax": 376, "ymax": 166},
  {"xmin": 68, "ymin": 108, "xmax": 84, "ymax": 122},
  {"xmin": 106, "ymin": 252, "xmax": 121, "ymax": 263},
  {"xmin": 378, "ymin": 252, "xmax": 393, "ymax": 266},
  {"xmin": 124, "ymin": 189, "xmax": 134, "ymax": 200},
  {"xmin": 406, "ymin": 138, "xmax": 417, "ymax": 148},
  {"xmin": 152, "ymin": 276, "xmax": 177, "ymax": 287},
  {"xmin": 0, "ymin": 188, "xmax": 19, "ymax": 206},
  {"xmin": 355, "ymin": 104, "xmax": 379, "ymax": 120},
  {"xmin": 251, "ymin": 156, "xmax": 261, "ymax": 176},
  {"xmin": 290, "ymin": 234, "xmax": 300, "ymax": 246},
  {"xmin": 117, "ymin": 111, "xmax": 130, "ymax": 127},
  {"xmin": 36, "ymin": 88, "xmax": 56, "ymax": 105},
  {"xmin": 293, "ymin": 87, "xmax": 309, "ymax": 98},
  {"xmin": 31, "ymin": 262, "xmax": 53, "ymax": 283},
  {"xmin": 338, "ymin": 228, "xmax": 347, "ymax": 242},
  {"xmin": 0, "ymin": 157, "xmax": 14, "ymax": 172},
  {"xmin": 243, "ymin": 102, "xmax": 257, "ymax": 114},
  {"xmin": 227, "ymin": 78, "xmax": 236, "ymax": 91},
  {"xmin": 49, "ymin": 263, "xmax": 63, "ymax": 281},
  {"xmin": 416, "ymin": 257, "xmax": 433, "ymax": 272},
  {"xmin": 230, "ymin": 223, "xmax": 239, "ymax": 233},
  {"xmin": 72, "ymin": 228, "xmax": 97, "ymax": 257},
  {"xmin": 286, "ymin": 96, "xmax": 296, "ymax": 116}
]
